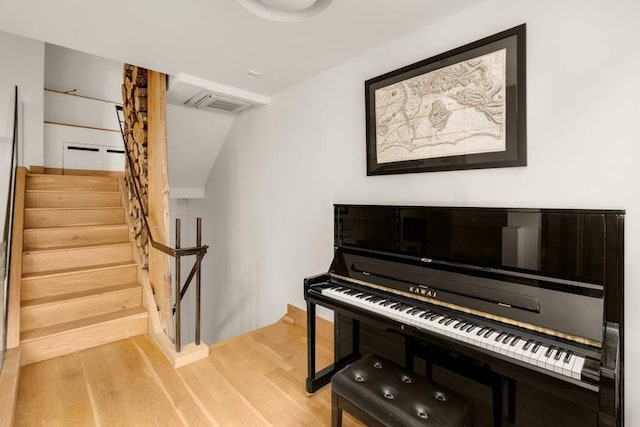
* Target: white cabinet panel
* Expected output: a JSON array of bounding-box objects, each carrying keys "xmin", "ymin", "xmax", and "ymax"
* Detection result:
[{"xmin": 62, "ymin": 142, "xmax": 124, "ymax": 172}]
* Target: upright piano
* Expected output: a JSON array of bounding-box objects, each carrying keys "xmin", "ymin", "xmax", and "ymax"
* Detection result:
[{"xmin": 304, "ymin": 205, "xmax": 623, "ymax": 426}]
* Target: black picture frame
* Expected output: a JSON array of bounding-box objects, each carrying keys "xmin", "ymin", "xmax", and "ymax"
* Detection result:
[{"xmin": 365, "ymin": 24, "xmax": 526, "ymax": 176}]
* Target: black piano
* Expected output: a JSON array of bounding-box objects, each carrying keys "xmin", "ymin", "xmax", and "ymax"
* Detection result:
[{"xmin": 304, "ymin": 205, "xmax": 623, "ymax": 426}]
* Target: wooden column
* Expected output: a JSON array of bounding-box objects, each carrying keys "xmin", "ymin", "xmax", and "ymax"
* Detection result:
[{"xmin": 147, "ymin": 70, "xmax": 173, "ymax": 338}]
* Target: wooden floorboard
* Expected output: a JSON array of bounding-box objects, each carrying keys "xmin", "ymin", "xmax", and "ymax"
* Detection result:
[{"xmin": 16, "ymin": 318, "xmax": 363, "ymax": 426}]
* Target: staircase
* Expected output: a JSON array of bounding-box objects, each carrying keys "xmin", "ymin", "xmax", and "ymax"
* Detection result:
[{"xmin": 19, "ymin": 172, "xmax": 148, "ymax": 365}]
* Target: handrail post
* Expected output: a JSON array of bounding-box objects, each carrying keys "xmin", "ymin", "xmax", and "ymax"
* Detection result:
[
  {"xmin": 196, "ymin": 217, "xmax": 202, "ymax": 346},
  {"xmin": 175, "ymin": 218, "xmax": 181, "ymax": 352}
]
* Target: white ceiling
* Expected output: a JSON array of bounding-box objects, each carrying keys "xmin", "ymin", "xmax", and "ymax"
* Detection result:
[{"xmin": 0, "ymin": 0, "xmax": 487, "ymax": 96}]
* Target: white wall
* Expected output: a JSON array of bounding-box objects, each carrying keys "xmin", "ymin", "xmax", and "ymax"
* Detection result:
[
  {"xmin": 43, "ymin": 44, "xmax": 123, "ymax": 170},
  {"xmin": 186, "ymin": 0, "xmax": 640, "ymax": 421},
  {"xmin": 167, "ymin": 105, "xmax": 234, "ymax": 199},
  {"xmin": 0, "ymin": 30, "xmax": 44, "ymax": 168},
  {"xmin": 45, "ymin": 43, "xmax": 122, "ymax": 103}
]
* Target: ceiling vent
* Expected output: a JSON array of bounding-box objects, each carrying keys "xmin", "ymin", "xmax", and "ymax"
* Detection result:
[
  {"xmin": 184, "ymin": 90, "xmax": 251, "ymax": 113},
  {"xmin": 166, "ymin": 73, "xmax": 270, "ymax": 114}
]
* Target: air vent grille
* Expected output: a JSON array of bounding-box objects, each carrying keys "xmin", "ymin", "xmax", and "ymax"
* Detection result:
[
  {"xmin": 205, "ymin": 98, "xmax": 249, "ymax": 112},
  {"xmin": 184, "ymin": 90, "xmax": 251, "ymax": 113}
]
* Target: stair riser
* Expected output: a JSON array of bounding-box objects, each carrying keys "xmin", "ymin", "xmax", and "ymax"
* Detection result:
[
  {"xmin": 24, "ymin": 208, "xmax": 125, "ymax": 228},
  {"xmin": 26, "ymin": 175, "xmax": 119, "ymax": 192},
  {"xmin": 22, "ymin": 245, "xmax": 133, "ymax": 274},
  {"xmin": 21, "ymin": 287, "xmax": 142, "ymax": 331},
  {"xmin": 26, "ymin": 191, "xmax": 122, "ymax": 208},
  {"xmin": 23, "ymin": 226, "xmax": 129, "ymax": 250},
  {"xmin": 22, "ymin": 264, "xmax": 137, "ymax": 300},
  {"xmin": 20, "ymin": 312, "xmax": 148, "ymax": 366}
]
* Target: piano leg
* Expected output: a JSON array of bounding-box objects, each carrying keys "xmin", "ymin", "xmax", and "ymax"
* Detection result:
[
  {"xmin": 305, "ymin": 301, "xmax": 361, "ymax": 393},
  {"xmin": 508, "ymin": 379, "xmax": 517, "ymax": 423},
  {"xmin": 492, "ymin": 376, "xmax": 504, "ymax": 427},
  {"xmin": 306, "ymin": 301, "xmax": 317, "ymax": 391}
]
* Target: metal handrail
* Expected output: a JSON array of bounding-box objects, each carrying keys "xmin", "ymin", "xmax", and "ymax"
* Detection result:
[
  {"xmin": 115, "ymin": 105, "xmax": 207, "ymax": 352},
  {"xmin": 2, "ymin": 86, "xmax": 18, "ymax": 368},
  {"xmin": 2, "ymin": 87, "xmax": 18, "ymax": 252}
]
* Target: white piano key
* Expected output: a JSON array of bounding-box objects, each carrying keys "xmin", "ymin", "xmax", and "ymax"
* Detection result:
[
  {"xmin": 572, "ymin": 357, "xmax": 586, "ymax": 380},
  {"xmin": 562, "ymin": 354, "xmax": 577, "ymax": 377}
]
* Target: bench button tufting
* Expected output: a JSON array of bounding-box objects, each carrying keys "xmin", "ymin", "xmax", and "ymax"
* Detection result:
[
  {"xmin": 331, "ymin": 355, "xmax": 472, "ymax": 427},
  {"xmin": 434, "ymin": 391, "xmax": 447, "ymax": 402}
]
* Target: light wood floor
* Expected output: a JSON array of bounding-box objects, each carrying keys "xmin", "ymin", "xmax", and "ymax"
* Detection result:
[{"xmin": 15, "ymin": 318, "xmax": 362, "ymax": 426}]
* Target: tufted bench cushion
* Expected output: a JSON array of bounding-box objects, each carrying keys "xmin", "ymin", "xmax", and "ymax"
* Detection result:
[{"xmin": 331, "ymin": 354, "xmax": 472, "ymax": 427}]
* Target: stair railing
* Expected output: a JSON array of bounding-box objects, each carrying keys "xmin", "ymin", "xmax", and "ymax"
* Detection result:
[
  {"xmin": 1, "ymin": 86, "xmax": 19, "ymax": 368},
  {"xmin": 115, "ymin": 105, "xmax": 207, "ymax": 352}
]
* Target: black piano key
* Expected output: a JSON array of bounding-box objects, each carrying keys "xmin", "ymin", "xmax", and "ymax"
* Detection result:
[
  {"xmin": 438, "ymin": 316, "xmax": 450, "ymax": 324},
  {"xmin": 454, "ymin": 321, "xmax": 464, "ymax": 329},
  {"xmin": 466, "ymin": 325, "xmax": 477, "ymax": 333},
  {"xmin": 355, "ymin": 293, "xmax": 368, "ymax": 299},
  {"xmin": 564, "ymin": 351, "xmax": 573, "ymax": 363},
  {"xmin": 554, "ymin": 350, "xmax": 563, "ymax": 361},
  {"xmin": 408, "ymin": 308, "xmax": 422, "ymax": 315},
  {"xmin": 443, "ymin": 318, "xmax": 455, "ymax": 326},
  {"xmin": 476, "ymin": 327, "xmax": 486, "ymax": 336},
  {"xmin": 382, "ymin": 300, "xmax": 395, "ymax": 307},
  {"xmin": 545, "ymin": 346, "xmax": 555, "ymax": 358},
  {"xmin": 502, "ymin": 334, "xmax": 514, "ymax": 344},
  {"xmin": 510, "ymin": 337, "xmax": 521, "ymax": 347},
  {"xmin": 532, "ymin": 342, "xmax": 541, "ymax": 353},
  {"xmin": 430, "ymin": 314, "xmax": 440, "ymax": 321},
  {"xmin": 483, "ymin": 329, "xmax": 494, "ymax": 338},
  {"xmin": 419, "ymin": 311, "xmax": 431, "ymax": 319},
  {"xmin": 495, "ymin": 332, "xmax": 506, "ymax": 341},
  {"xmin": 523, "ymin": 340, "xmax": 534, "ymax": 351}
]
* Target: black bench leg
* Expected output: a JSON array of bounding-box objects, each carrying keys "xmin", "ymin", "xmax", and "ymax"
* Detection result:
[
  {"xmin": 332, "ymin": 391, "xmax": 342, "ymax": 427},
  {"xmin": 507, "ymin": 379, "xmax": 516, "ymax": 423}
]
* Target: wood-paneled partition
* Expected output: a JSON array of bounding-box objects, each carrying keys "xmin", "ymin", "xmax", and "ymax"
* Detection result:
[{"xmin": 121, "ymin": 65, "xmax": 173, "ymax": 338}]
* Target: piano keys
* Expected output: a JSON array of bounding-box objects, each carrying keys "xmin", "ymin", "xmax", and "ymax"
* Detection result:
[
  {"xmin": 321, "ymin": 285, "xmax": 587, "ymax": 382},
  {"xmin": 304, "ymin": 205, "xmax": 623, "ymax": 426}
]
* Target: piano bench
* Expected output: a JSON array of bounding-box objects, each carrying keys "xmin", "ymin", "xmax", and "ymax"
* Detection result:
[{"xmin": 331, "ymin": 354, "xmax": 473, "ymax": 427}]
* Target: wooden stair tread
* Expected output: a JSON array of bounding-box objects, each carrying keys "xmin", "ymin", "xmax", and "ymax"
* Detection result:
[
  {"xmin": 22, "ymin": 241, "xmax": 131, "ymax": 254},
  {"xmin": 26, "ymin": 175, "xmax": 119, "ymax": 192},
  {"xmin": 21, "ymin": 261, "xmax": 137, "ymax": 280},
  {"xmin": 21, "ymin": 307, "xmax": 147, "ymax": 342},
  {"xmin": 22, "ymin": 283, "xmax": 141, "ymax": 308},
  {"xmin": 24, "ymin": 206, "xmax": 124, "ymax": 211},
  {"xmin": 26, "ymin": 190, "xmax": 121, "ymax": 194},
  {"xmin": 24, "ymin": 224, "xmax": 128, "ymax": 232}
]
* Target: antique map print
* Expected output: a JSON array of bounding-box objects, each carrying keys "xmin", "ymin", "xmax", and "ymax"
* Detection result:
[{"xmin": 375, "ymin": 49, "xmax": 506, "ymax": 164}]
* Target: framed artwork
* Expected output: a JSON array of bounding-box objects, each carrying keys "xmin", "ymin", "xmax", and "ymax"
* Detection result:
[{"xmin": 365, "ymin": 24, "xmax": 526, "ymax": 175}]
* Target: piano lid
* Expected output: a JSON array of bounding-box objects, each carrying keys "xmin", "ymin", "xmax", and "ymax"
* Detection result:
[{"xmin": 334, "ymin": 205, "xmax": 624, "ymax": 290}]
